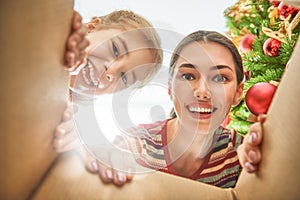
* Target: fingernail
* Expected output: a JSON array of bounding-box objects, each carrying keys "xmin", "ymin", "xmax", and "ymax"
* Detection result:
[
  {"xmin": 250, "ymin": 132, "xmax": 257, "ymax": 144},
  {"xmin": 91, "ymin": 161, "xmax": 98, "ymax": 172},
  {"xmin": 105, "ymin": 169, "xmax": 113, "ymax": 180},
  {"xmin": 117, "ymin": 171, "xmax": 125, "ymax": 182},
  {"xmin": 248, "ymin": 150, "xmax": 257, "ymax": 162},
  {"xmin": 245, "ymin": 162, "xmax": 255, "ymax": 172}
]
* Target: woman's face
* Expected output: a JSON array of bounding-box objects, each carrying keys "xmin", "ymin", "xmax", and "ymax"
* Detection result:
[
  {"xmin": 169, "ymin": 41, "xmax": 243, "ymax": 133},
  {"xmin": 70, "ymin": 28, "xmax": 157, "ymax": 96}
]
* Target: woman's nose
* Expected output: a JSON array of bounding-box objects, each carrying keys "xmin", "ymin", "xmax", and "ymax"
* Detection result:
[{"xmin": 193, "ymin": 79, "xmax": 210, "ymax": 100}]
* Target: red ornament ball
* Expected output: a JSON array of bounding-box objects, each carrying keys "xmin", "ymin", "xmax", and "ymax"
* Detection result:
[
  {"xmin": 263, "ymin": 38, "xmax": 281, "ymax": 57},
  {"xmin": 278, "ymin": 2, "xmax": 299, "ymax": 20},
  {"xmin": 245, "ymin": 82, "xmax": 277, "ymax": 115},
  {"xmin": 240, "ymin": 34, "xmax": 255, "ymax": 54}
]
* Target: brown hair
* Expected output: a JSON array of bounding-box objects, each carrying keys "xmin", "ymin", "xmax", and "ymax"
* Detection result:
[
  {"xmin": 88, "ymin": 10, "xmax": 163, "ymax": 87},
  {"xmin": 169, "ymin": 30, "xmax": 244, "ymax": 118}
]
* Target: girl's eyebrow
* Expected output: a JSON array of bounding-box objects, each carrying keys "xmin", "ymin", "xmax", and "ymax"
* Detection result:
[
  {"xmin": 131, "ymin": 70, "xmax": 137, "ymax": 85},
  {"xmin": 116, "ymin": 36, "xmax": 128, "ymax": 53},
  {"xmin": 178, "ymin": 63, "xmax": 197, "ymax": 69}
]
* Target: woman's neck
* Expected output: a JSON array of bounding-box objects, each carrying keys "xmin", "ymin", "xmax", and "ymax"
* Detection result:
[{"xmin": 166, "ymin": 118, "xmax": 217, "ymax": 177}]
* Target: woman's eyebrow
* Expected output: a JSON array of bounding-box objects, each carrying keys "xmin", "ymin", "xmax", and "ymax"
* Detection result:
[
  {"xmin": 210, "ymin": 65, "xmax": 233, "ymax": 71},
  {"xmin": 178, "ymin": 64, "xmax": 233, "ymax": 73}
]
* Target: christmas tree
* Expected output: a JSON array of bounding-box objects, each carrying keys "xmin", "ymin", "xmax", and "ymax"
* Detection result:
[{"xmin": 224, "ymin": 0, "xmax": 300, "ymax": 135}]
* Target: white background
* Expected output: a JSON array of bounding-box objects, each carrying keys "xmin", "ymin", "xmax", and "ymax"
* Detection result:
[{"xmin": 74, "ymin": 0, "xmax": 237, "ymax": 34}]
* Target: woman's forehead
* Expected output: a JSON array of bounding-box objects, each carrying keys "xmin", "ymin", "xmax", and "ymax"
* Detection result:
[{"xmin": 176, "ymin": 41, "xmax": 235, "ymax": 71}]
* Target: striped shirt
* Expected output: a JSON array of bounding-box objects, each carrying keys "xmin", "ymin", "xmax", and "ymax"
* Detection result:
[{"xmin": 115, "ymin": 118, "xmax": 243, "ymax": 188}]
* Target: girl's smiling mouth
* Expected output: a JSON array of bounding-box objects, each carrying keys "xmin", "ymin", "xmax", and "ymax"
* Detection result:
[{"xmin": 82, "ymin": 59, "xmax": 101, "ymax": 88}]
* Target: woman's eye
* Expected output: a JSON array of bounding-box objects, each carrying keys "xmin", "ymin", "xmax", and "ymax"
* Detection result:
[
  {"xmin": 121, "ymin": 72, "xmax": 128, "ymax": 85},
  {"xmin": 112, "ymin": 41, "xmax": 120, "ymax": 57},
  {"xmin": 181, "ymin": 73, "xmax": 195, "ymax": 81},
  {"xmin": 213, "ymin": 74, "xmax": 227, "ymax": 82}
]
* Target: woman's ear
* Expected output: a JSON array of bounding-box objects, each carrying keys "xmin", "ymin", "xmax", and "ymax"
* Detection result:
[{"xmin": 232, "ymin": 82, "xmax": 244, "ymax": 107}]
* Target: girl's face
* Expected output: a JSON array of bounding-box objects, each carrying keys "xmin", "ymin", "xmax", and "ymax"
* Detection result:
[
  {"xmin": 70, "ymin": 28, "xmax": 156, "ymax": 95},
  {"xmin": 169, "ymin": 41, "xmax": 243, "ymax": 133}
]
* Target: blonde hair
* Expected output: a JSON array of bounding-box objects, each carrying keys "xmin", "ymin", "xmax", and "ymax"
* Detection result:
[{"xmin": 88, "ymin": 10, "xmax": 163, "ymax": 87}]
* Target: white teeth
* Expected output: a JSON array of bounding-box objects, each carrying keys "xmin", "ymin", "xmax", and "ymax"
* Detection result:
[
  {"xmin": 82, "ymin": 60, "xmax": 100, "ymax": 87},
  {"xmin": 188, "ymin": 106, "xmax": 213, "ymax": 113},
  {"xmin": 82, "ymin": 67, "xmax": 91, "ymax": 84}
]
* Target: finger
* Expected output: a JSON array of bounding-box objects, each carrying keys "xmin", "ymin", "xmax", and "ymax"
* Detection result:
[
  {"xmin": 63, "ymin": 105, "xmax": 75, "ymax": 121},
  {"xmin": 237, "ymin": 144, "xmax": 257, "ymax": 173},
  {"xmin": 53, "ymin": 126, "xmax": 79, "ymax": 150},
  {"xmin": 77, "ymin": 24, "xmax": 88, "ymax": 37},
  {"xmin": 72, "ymin": 11, "xmax": 83, "ymax": 30},
  {"xmin": 244, "ymin": 162, "xmax": 258, "ymax": 173},
  {"xmin": 77, "ymin": 38, "xmax": 90, "ymax": 54},
  {"xmin": 112, "ymin": 170, "xmax": 127, "ymax": 186},
  {"xmin": 66, "ymin": 35, "xmax": 88, "ymax": 61},
  {"xmin": 66, "ymin": 34, "xmax": 81, "ymax": 51},
  {"xmin": 246, "ymin": 123, "xmax": 263, "ymax": 146},
  {"xmin": 55, "ymin": 119, "xmax": 75, "ymax": 138},
  {"xmin": 258, "ymin": 114, "xmax": 267, "ymax": 123},
  {"xmin": 242, "ymin": 132, "xmax": 262, "ymax": 165},
  {"xmin": 97, "ymin": 163, "xmax": 114, "ymax": 184},
  {"xmin": 237, "ymin": 144, "xmax": 247, "ymax": 168},
  {"xmin": 73, "ymin": 39, "xmax": 89, "ymax": 64},
  {"xmin": 53, "ymin": 136, "xmax": 80, "ymax": 153},
  {"xmin": 61, "ymin": 138, "xmax": 81, "ymax": 152},
  {"xmin": 84, "ymin": 153, "xmax": 98, "ymax": 173},
  {"xmin": 247, "ymin": 148, "xmax": 261, "ymax": 165},
  {"xmin": 65, "ymin": 51, "xmax": 75, "ymax": 68}
]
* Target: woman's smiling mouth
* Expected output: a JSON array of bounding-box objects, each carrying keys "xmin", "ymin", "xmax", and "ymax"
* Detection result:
[{"xmin": 185, "ymin": 103, "xmax": 217, "ymax": 119}]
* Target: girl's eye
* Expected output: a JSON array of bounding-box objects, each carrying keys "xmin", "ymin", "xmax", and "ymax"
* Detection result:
[
  {"xmin": 112, "ymin": 41, "xmax": 120, "ymax": 57},
  {"xmin": 213, "ymin": 74, "xmax": 227, "ymax": 82},
  {"xmin": 121, "ymin": 72, "xmax": 128, "ymax": 85},
  {"xmin": 181, "ymin": 73, "xmax": 195, "ymax": 81}
]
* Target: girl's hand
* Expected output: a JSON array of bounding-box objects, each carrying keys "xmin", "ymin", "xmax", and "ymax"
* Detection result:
[
  {"xmin": 237, "ymin": 115, "xmax": 266, "ymax": 173},
  {"xmin": 65, "ymin": 11, "xmax": 89, "ymax": 70},
  {"xmin": 53, "ymin": 103, "xmax": 81, "ymax": 153}
]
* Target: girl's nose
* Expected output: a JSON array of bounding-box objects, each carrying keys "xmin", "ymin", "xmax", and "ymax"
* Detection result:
[
  {"xmin": 100, "ymin": 61, "xmax": 120, "ymax": 86},
  {"xmin": 104, "ymin": 72, "xmax": 115, "ymax": 82},
  {"xmin": 193, "ymin": 79, "xmax": 211, "ymax": 100}
]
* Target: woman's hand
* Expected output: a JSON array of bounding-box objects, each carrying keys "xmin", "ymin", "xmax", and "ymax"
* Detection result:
[
  {"xmin": 65, "ymin": 11, "xmax": 89, "ymax": 70},
  {"xmin": 237, "ymin": 115, "xmax": 266, "ymax": 173},
  {"xmin": 53, "ymin": 102, "xmax": 81, "ymax": 153},
  {"xmin": 85, "ymin": 152, "xmax": 134, "ymax": 187}
]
